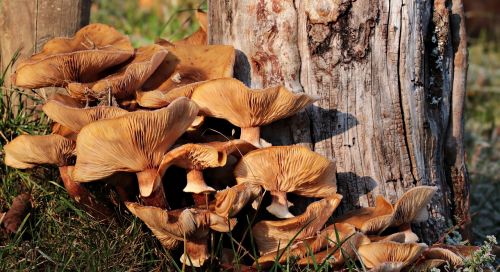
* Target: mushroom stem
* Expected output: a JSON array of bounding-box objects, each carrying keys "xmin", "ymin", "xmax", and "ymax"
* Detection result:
[
  {"xmin": 59, "ymin": 166, "xmax": 114, "ymax": 221},
  {"xmin": 240, "ymin": 127, "xmax": 269, "ymax": 147},
  {"xmin": 184, "ymin": 169, "xmax": 215, "ymax": 194},
  {"xmin": 180, "ymin": 239, "xmax": 209, "ymax": 267},
  {"xmin": 137, "ymin": 169, "xmax": 169, "ymax": 209},
  {"xmin": 267, "ymin": 191, "xmax": 294, "ymax": 218}
]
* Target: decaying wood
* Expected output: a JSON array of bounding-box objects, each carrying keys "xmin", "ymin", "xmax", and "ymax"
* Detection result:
[
  {"xmin": 209, "ymin": 0, "xmax": 469, "ymax": 243},
  {"xmin": 0, "ymin": 0, "xmax": 91, "ymax": 87}
]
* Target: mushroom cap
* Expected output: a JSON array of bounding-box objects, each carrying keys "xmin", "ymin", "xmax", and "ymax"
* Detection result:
[
  {"xmin": 296, "ymin": 231, "xmax": 370, "ymax": 267},
  {"xmin": 43, "ymin": 100, "xmax": 128, "ymax": 132},
  {"xmin": 142, "ymin": 42, "xmax": 235, "ymax": 92},
  {"xmin": 335, "ymin": 195, "xmax": 394, "ymax": 234},
  {"xmin": 157, "ymin": 143, "xmax": 227, "ymax": 177},
  {"xmin": 423, "ymin": 247, "xmax": 464, "ymax": 267},
  {"xmin": 214, "ymin": 182, "xmax": 263, "ymax": 217},
  {"xmin": 256, "ymin": 222, "xmax": 359, "ymax": 268},
  {"xmin": 235, "ymin": 146, "xmax": 337, "ymax": 198},
  {"xmin": 72, "ymin": 97, "xmax": 199, "ymax": 182},
  {"xmin": 4, "ymin": 134, "xmax": 75, "ymax": 169},
  {"xmin": 190, "ymin": 78, "xmax": 319, "ymax": 128},
  {"xmin": 126, "ymin": 202, "xmax": 236, "ymax": 250},
  {"xmin": 358, "ymin": 242, "xmax": 428, "ymax": 269},
  {"xmin": 369, "ymin": 229, "xmax": 419, "ymax": 244},
  {"xmin": 49, "ymin": 93, "xmax": 84, "ymax": 108},
  {"xmin": 13, "ymin": 24, "xmax": 134, "ymax": 88},
  {"xmin": 367, "ymin": 262, "xmax": 405, "ymax": 272},
  {"xmin": 136, "ymin": 81, "xmax": 205, "ymax": 108},
  {"xmin": 410, "ymin": 259, "xmax": 446, "ymax": 271},
  {"xmin": 252, "ymin": 194, "xmax": 342, "ymax": 255},
  {"xmin": 392, "ymin": 186, "xmax": 437, "ymax": 226},
  {"xmin": 67, "ymin": 44, "xmax": 168, "ymax": 101}
]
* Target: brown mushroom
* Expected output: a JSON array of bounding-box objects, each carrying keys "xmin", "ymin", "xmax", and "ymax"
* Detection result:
[
  {"xmin": 214, "ymin": 182, "xmax": 263, "ymax": 218},
  {"xmin": 72, "ymin": 97, "xmax": 199, "ymax": 208},
  {"xmin": 3, "ymin": 134, "xmax": 114, "ymax": 219},
  {"xmin": 136, "ymin": 81, "xmax": 205, "ymax": 108},
  {"xmin": 367, "ymin": 262, "xmax": 405, "ymax": 272},
  {"xmin": 4, "ymin": 134, "xmax": 75, "ymax": 169},
  {"xmin": 190, "ymin": 78, "xmax": 319, "ymax": 147},
  {"xmin": 252, "ymin": 194, "xmax": 342, "ymax": 255},
  {"xmin": 358, "ymin": 242, "xmax": 428, "ymax": 269},
  {"xmin": 391, "ymin": 186, "xmax": 437, "ymax": 226},
  {"xmin": 235, "ymin": 145, "xmax": 337, "ymax": 218},
  {"xmin": 142, "ymin": 42, "xmax": 235, "ymax": 92},
  {"xmin": 335, "ymin": 195, "xmax": 394, "ymax": 234},
  {"xmin": 157, "ymin": 143, "xmax": 228, "ymax": 194},
  {"xmin": 42, "ymin": 99, "xmax": 128, "ymax": 133},
  {"xmin": 257, "ymin": 222, "xmax": 363, "ymax": 268},
  {"xmin": 296, "ymin": 231, "xmax": 370, "ymax": 268},
  {"xmin": 368, "ymin": 228, "xmax": 419, "ymax": 244},
  {"xmin": 67, "ymin": 44, "xmax": 168, "ymax": 101},
  {"xmin": 423, "ymin": 246, "xmax": 464, "ymax": 267},
  {"xmin": 12, "ymin": 24, "xmax": 134, "ymax": 88},
  {"xmin": 126, "ymin": 202, "xmax": 236, "ymax": 267},
  {"xmin": 410, "ymin": 259, "xmax": 446, "ymax": 271}
]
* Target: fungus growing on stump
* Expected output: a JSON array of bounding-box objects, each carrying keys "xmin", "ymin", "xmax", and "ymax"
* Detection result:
[
  {"xmin": 191, "ymin": 78, "xmax": 318, "ymax": 147},
  {"xmin": 214, "ymin": 182, "xmax": 263, "ymax": 218},
  {"xmin": 12, "ymin": 23, "xmax": 134, "ymax": 88},
  {"xmin": 72, "ymin": 97, "xmax": 199, "ymax": 208},
  {"xmin": 235, "ymin": 145, "xmax": 337, "ymax": 218}
]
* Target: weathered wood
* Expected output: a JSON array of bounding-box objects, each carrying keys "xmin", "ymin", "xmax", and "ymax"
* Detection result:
[
  {"xmin": 0, "ymin": 0, "xmax": 91, "ymax": 87},
  {"xmin": 209, "ymin": 0, "xmax": 469, "ymax": 243}
]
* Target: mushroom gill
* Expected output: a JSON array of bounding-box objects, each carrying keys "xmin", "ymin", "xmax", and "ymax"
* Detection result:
[{"xmin": 13, "ymin": 23, "xmax": 134, "ymax": 88}]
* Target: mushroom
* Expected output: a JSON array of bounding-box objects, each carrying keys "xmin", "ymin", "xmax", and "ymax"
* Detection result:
[
  {"xmin": 214, "ymin": 182, "xmax": 263, "ymax": 218},
  {"xmin": 42, "ymin": 99, "xmax": 128, "ymax": 133},
  {"xmin": 157, "ymin": 140, "xmax": 256, "ymax": 205},
  {"xmin": 357, "ymin": 242, "xmax": 428, "ymax": 270},
  {"xmin": 367, "ymin": 262, "xmax": 405, "ymax": 272},
  {"xmin": 234, "ymin": 145, "xmax": 337, "ymax": 218},
  {"xmin": 296, "ymin": 231, "xmax": 370, "ymax": 268},
  {"xmin": 175, "ymin": 10, "xmax": 208, "ymax": 46},
  {"xmin": 368, "ymin": 228, "xmax": 419, "ymax": 244},
  {"xmin": 422, "ymin": 246, "xmax": 464, "ymax": 267},
  {"xmin": 12, "ymin": 23, "xmax": 134, "ymax": 88},
  {"xmin": 136, "ymin": 81, "xmax": 205, "ymax": 108},
  {"xmin": 3, "ymin": 134, "xmax": 114, "ymax": 220},
  {"xmin": 157, "ymin": 143, "xmax": 228, "ymax": 195},
  {"xmin": 410, "ymin": 259, "xmax": 446, "ymax": 271},
  {"xmin": 190, "ymin": 78, "xmax": 319, "ymax": 147},
  {"xmin": 72, "ymin": 97, "xmax": 199, "ymax": 208},
  {"xmin": 335, "ymin": 195, "xmax": 394, "ymax": 234},
  {"xmin": 256, "ymin": 222, "xmax": 363, "ymax": 268},
  {"xmin": 67, "ymin": 44, "xmax": 168, "ymax": 101},
  {"xmin": 252, "ymin": 194, "xmax": 342, "ymax": 255},
  {"xmin": 4, "ymin": 134, "xmax": 75, "ymax": 169},
  {"xmin": 126, "ymin": 202, "xmax": 237, "ymax": 267},
  {"xmin": 142, "ymin": 42, "xmax": 235, "ymax": 92},
  {"xmin": 391, "ymin": 186, "xmax": 437, "ymax": 226}
]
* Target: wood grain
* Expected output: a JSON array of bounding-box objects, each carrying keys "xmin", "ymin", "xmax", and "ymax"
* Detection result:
[{"xmin": 209, "ymin": 0, "xmax": 469, "ymax": 243}]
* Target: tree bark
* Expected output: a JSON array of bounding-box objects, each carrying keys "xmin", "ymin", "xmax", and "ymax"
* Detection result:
[
  {"xmin": 0, "ymin": 0, "xmax": 91, "ymax": 87},
  {"xmin": 208, "ymin": 0, "xmax": 469, "ymax": 243}
]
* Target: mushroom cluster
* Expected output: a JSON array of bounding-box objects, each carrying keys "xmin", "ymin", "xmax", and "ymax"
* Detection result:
[{"xmin": 3, "ymin": 14, "xmax": 477, "ymax": 270}]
